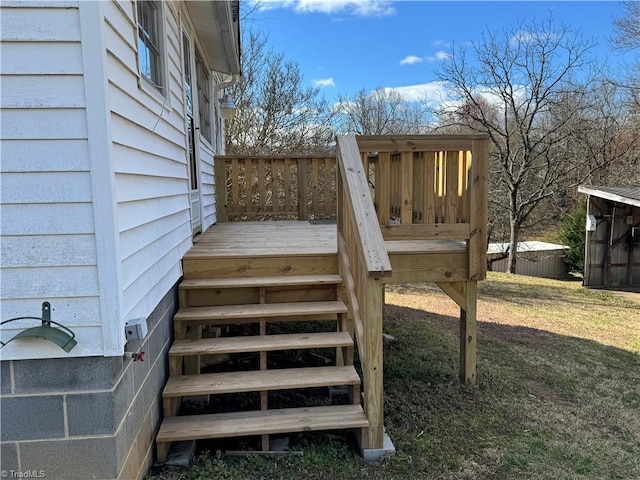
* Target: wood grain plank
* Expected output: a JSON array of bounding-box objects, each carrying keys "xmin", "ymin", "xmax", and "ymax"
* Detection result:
[
  {"xmin": 469, "ymin": 139, "xmax": 489, "ymax": 280},
  {"xmin": 174, "ymin": 301, "xmax": 348, "ymax": 322},
  {"xmin": 400, "ymin": 152, "xmax": 413, "ymax": 224},
  {"xmin": 180, "ymin": 274, "xmax": 343, "ymax": 289},
  {"xmin": 163, "ymin": 366, "xmax": 360, "ymax": 397},
  {"xmin": 157, "ymin": 405, "xmax": 369, "ymax": 442},
  {"xmin": 170, "ymin": 331, "xmax": 353, "ymax": 356}
]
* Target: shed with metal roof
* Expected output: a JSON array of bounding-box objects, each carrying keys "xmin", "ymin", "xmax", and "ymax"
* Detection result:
[
  {"xmin": 487, "ymin": 241, "xmax": 569, "ymax": 279},
  {"xmin": 578, "ymin": 186, "xmax": 640, "ymax": 288}
]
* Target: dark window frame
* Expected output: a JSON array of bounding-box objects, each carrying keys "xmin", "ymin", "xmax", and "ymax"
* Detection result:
[
  {"xmin": 195, "ymin": 50, "xmax": 212, "ymax": 143},
  {"xmin": 137, "ymin": 1, "xmax": 163, "ymax": 90}
]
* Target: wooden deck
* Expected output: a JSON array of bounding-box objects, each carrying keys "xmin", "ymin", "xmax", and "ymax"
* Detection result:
[
  {"xmin": 188, "ymin": 221, "xmax": 337, "ymax": 257},
  {"xmin": 186, "ymin": 221, "xmax": 469, "ymax": 284},
  {"xmin": 158, "ymin": 135, "xmax": 488, "ymax": 458}
]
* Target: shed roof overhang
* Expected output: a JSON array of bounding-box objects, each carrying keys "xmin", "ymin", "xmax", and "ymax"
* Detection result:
[
  {"xmin": 186, "ymin": 0, "xmax": 241, "ymax": 75},
  {"xmin": 578, "ymin": 186, "xmax": 640, "ymax": 208}
]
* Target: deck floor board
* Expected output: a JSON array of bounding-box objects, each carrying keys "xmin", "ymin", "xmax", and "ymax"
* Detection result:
[{"xmin": 186, "ymin": 221, "xmax": 466, "ymax": 259}]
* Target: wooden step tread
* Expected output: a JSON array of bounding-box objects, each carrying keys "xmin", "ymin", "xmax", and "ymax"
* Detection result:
[
  {"xmin": 157, "ymin": 404, "xmax": 368, "ymax": 442},
  {"xmin": 174, "ymin": 301, "xmax": 348, "ymax": 323},
  {"xmin": 164, "ymin": 366, "xmax": 360, "ymax": 398},
  {"xmin": 180, "ymin": 274, "xmax": 343, "ymax": 290},
  {"xmin": 170, "ymin": 331, "xmax": 353, "ymax": 356}
]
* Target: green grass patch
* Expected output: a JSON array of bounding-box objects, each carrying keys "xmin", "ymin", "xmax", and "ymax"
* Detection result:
[{"xmin": 149, "ymin": 274, "xmax": 640, "ymax": 480}]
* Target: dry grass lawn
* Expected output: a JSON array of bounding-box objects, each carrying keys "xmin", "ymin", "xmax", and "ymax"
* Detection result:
[{"xmin": 150, "ymin": 273, "xmax": 640, "ymax": 480}]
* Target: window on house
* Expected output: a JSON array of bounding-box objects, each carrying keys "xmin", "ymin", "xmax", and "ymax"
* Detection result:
[
  {"xmin": 195, "ymin": 51, "xmax": 212, "ymax": 143},
  {"xmin": 137, "ymin": 1, "xmax": 163, "ymax": 89}
]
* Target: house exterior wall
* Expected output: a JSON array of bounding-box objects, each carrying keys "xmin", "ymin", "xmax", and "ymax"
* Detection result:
[
  {"xmin": 1, "ymin": 0, "xmax": 226, "ymax": 360},
  {"xmin": 104, "ymin": 0, "xmax": 191, "ymax": 326},
  {"xmin": 0, "ymin": 282, "xmax": 178, "ymax": 480},
  {"xmin": 0, "ymin": 0, "xmax": 108, "ymax": 358},
  {"xmin": 1, "ymin": 1, "xmax": 233, "ymax": 477}
]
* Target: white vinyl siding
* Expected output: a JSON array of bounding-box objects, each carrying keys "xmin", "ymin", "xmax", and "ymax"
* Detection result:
[
  {"xmin": 0, "ymin": 1, "xmax": 103, "ymax": 359},
  {"xmin": 103, "ymin": 0, "xmax": 192, "ymax": 322},
  {"xmin": 200, "ymin": 139, "xmax": 217, "ymax": 228},
  {"xmin": 0, "ymin": 0, "xmax": 229, "ymax": 360}
]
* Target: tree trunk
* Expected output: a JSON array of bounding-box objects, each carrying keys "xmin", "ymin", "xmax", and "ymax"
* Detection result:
[{"xmin": 507, "ymin": 214, "xmax": 519, "ymax": 274}]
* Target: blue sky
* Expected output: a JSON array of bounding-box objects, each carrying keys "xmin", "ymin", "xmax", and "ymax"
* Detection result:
[{"xmin": 247, "ymin": 1, "xmax": 634, "ymax": 103}]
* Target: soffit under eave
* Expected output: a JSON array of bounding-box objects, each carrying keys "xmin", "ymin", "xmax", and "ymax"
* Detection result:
[{"xmin": 185, "ymin": 1, "xmax": 241, "ymax": 75}]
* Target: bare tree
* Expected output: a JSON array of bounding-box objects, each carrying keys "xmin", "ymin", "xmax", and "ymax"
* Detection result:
[
  {"xmin": 562, "ymin": 80, "xmax": 639, "ymax": 188},
  {"xmin": 612, "ymin": 1, "xmax": 640, "ymax": 130},
  {"xmin": 226, "ymin": 30, "xmax": 334, "ymax": 155},
  {"xmin": 334, "ymin": 88, "xmax": 428, "ymax": 135},
  {"xmin": 434, "ymin": 17, "xmax": 598, "ymax": 273},
  {"xmin": 612, "ymin": 1, "xmax": 640, "ymax": 51}
]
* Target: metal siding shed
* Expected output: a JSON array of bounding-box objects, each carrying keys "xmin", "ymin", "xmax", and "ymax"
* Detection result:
[{"xmin": 578, "ymin": 186, "xmax": 640, "ymax": 288}]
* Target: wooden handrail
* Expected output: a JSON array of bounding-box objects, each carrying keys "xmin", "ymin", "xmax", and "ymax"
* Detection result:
[
  {"xmin": 335, "ymin": 135, "xmax": 390, "ymax": 450},
  {"xmin": 336, "ymin": 136, "xmax": 392, "ymax": 278}
]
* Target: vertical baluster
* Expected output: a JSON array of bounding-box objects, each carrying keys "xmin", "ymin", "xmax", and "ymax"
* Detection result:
[
  {"xmin": 435, "ymin": 152, "xmax": 444, "ymax": 223},
  {"xmin": 446, "ymin": 151, "xmax": 459, "ymax": 224},
  {"xmin": 284, "ymin": 158, "xmax": 292, "ymax": 214},
  {"xmin": 310, "ymin": 157, "xmax": 319, "ymax": 216},
  {"xmin": 376, "ymin": 152, "xmax": 391, "ymax": 225},
  {"xmin": 231, "ymin": 158, "xmax": 240, "ymax": 217},
  {"xmin": 413, "ymin": 152, "xmax": 424, "ymax": 223},
  {"xmin": 258, "ymin": 158, "xmax": 266, "ymax": 214},
  {"xmin": 400, "ymin": 152, "xmax": 413, "ymax": 224},
  {"xmin": 297, "ymin": 159, "xmax": 308, "ymax": 220},
  {"xmin": 423, "ymin": 152, "xmax": 436, "ymax": 224}
]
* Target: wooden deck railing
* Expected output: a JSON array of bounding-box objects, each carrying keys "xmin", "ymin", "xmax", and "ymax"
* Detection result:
[
  {"xmin": 211, "ymin": 135, "xmax": 488, "ymax": 450},
  {"xmin": 357, "ymin": 135, "xmax": 489, "ymax": 281},
  {"xmin": 335, "ymin": 134, "xmax": 488, "ymax": 449},
  {"xmin": 214, "ymin": 155, "xmax": 336, "ymax": 221},
  {"xmin": 335, "ymin": 135, "xmax": 391, "ymax": 450}
]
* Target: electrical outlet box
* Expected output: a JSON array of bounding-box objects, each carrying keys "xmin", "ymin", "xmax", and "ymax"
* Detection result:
[
  {"xmin": 125, "ymin": 317, "xmax": 148, "ymax": 341},
  {"xmin": 586, "ymin": 214, "xmax": 597, "ymax": 232}
]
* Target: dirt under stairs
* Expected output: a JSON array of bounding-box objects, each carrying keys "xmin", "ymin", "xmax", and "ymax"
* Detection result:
[{"xmin": 156, "ymin": 271, "xmax": 369, "ymax": 461}]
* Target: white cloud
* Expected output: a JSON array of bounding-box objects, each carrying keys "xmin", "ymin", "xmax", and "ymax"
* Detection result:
[
  {"xmin": 436, "ymin": 84, "xmax": 530, "ymax": 116},
  {"xmin": 425, "ymin": 50, "xmax": 451, "ymax": 62},
  {"xmin": 383, "ymin": 81, "xmax": 452, "ymax": 103},
  {"xmin": 509, "ymin": 30, "xmax": 559, "ymax": 46},
  {"xmin": 312, "ymin": 77, "xmax": 335, "ymax": 87},
  {"xmin": 255, "ymin": 0, "xmax": 396, "ymax": 16},
  {"xmin": 399, "ymin": 55, "xmax": 424, "ymax": 66}
]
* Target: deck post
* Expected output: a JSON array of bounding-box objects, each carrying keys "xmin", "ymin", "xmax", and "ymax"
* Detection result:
[
  {"xmin": 459, "ymin": 280, "xmax": 477, "ymax": 384},
  {"xmin": 468, "ymin": 139, "xmax": 489, "ymax": 280},
  {"xmin": 364, "ymin": 277, "xmax": 385, "ymax": 449},
  {"xmin": 214, "ymin": 158, "xmax": 228, "ymax": 222}
]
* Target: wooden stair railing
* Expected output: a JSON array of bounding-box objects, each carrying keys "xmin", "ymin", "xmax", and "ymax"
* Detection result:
[{"xmin": 335, "ymin": 135, "xmax": 392, "ymax": 451}]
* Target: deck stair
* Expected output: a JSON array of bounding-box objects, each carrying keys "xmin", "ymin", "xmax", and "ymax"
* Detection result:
[{"xmin": 157, "ymin": 269, "xmax": 368, "ymax": 461}]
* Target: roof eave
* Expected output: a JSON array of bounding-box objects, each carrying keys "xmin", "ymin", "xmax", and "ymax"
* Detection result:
[{"xmin": 186, "ymin": 1, "xmax": 241, "ymax": 75}]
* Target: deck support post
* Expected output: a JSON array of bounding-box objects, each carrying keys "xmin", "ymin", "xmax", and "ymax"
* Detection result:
[
  {"xmin": 214, "ymin": 158, "xmax": 228, "ymax": 222},
  {"xmin": 364, "ymin": 277, "xmax": 385, "ymax": 449},
  {"xmin": 459, "ymin": 280, "xmax": 477, "ymax": 384}
]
